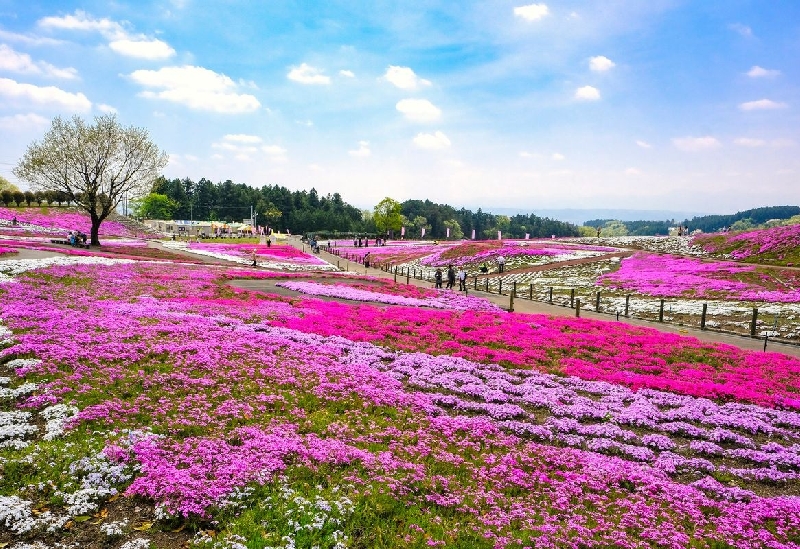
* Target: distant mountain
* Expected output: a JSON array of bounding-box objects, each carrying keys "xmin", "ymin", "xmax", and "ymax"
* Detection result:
[{"xmin": 483, "ymin": 208, "xmax": 714, "ymax": 226}]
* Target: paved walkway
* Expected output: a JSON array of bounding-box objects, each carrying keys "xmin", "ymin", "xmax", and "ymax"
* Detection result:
[{"xmin": 292, "ymin": 237, "xmax": 800, "ymax": 359}]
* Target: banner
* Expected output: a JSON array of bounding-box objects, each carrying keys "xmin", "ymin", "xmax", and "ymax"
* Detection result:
[
  {"xmin": 471, "ymin": 229, "xmax": 476, "ymax": 240},
  {"xmin": 525, "ymin": 233, "xmax": 530, "ymax": 240},
  {"xmin": 446, "ymin": 227, "xmax": 450, "ymax": 238},
  {"xmin": 401, "ymin": 226, "xmax": 405, "ymax": 236},
  {"xmin": 498, "ymin": 230, "xmax": 502, "ymax": 240},
  {"xmin": 421, "ymin": 228, "xmax": 426, "ymax": 238}
]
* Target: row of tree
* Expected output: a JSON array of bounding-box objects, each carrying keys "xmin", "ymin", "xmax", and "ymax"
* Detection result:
[{"xmin": 584, "ymin": 206, "xmax": 800, "ymax": 236}]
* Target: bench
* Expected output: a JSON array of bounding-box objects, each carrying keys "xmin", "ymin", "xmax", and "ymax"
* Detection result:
[{"xmin": 51, "ymin": 239, "xmax": 90, "ymax": 249}]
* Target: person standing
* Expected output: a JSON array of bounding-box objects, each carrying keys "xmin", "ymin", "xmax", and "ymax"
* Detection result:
[
  {"xmin": 497, "ymin": 255, "xmax": 506, "ymax": 273},
  {"xmin": 434, "ymin": 268, "xmax": 443, "ymax": 289},
  {"xmin": 457, "ymin": 267, "xmax": 466, "ymax": 291},
  {"xmin": 446, "ymin": 265, "xmax": 456, "ymax": 290}
]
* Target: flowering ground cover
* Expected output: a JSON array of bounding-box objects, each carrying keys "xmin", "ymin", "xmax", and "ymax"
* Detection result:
[
  {"xmin": 692, "ymin": 225, "xmax": 800, "ymax": 265},
  {"xmin": 0, "ymin": 207, "xmax": 144, "ymax": 238},
  {"xmin": 599, "ymin": 252, "xmax": 800, "ymax": 303},
  {"xmin": 164, "ymin": 241, "xmax": 338, "ymax": 271},
  {"xmin": 4, "ymin": 259, "xmax": 800, "ymax": 547},
  {"xmin": 0, "ymin": 246, "xmax": 17, "ymax": 256}
]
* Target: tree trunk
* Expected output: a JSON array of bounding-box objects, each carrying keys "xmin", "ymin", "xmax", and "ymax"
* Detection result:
[{"xmin": 90, "ymin": 213, "xmax": 101, "ymax": 246}]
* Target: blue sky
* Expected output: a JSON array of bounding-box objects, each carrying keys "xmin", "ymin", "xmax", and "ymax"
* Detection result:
[{"xmin": 0, "ymin": 1, "xmax": 798, "ymax": 214}]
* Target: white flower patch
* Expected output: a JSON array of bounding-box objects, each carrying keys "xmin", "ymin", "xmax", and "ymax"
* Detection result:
[
  {"xmin": 40, "ymin": 404, "xmax": 79, "ymax": 440},
  {"xmin": 0, "ymin": 495, "xmax": 38, "ymax": 534},
  {"xmin": 561, "ymin": 236, "xmax": 707, "ymax": 256},
  {"xmin": 0, "ymin": 410, "xmax": 37, "ymax": 449},
  {"xmin": 5, "ymin": 358, "xmax": 43, "ymax": 371},
  {"xmin": 0, "ymin": 323, "xmax": 13, "ymax": 345},
  {"xmin": 0, "ymin": 381, "xmax": 39, "ymax": 401},
  {"xmin": 0, "ymin": 256, "xmax": 136, "ymax": 284},
  {"xmin": 100, "ymin": 518, "xmax": 129, "ymax": 537}
]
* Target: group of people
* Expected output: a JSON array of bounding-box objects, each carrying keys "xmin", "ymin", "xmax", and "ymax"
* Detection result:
[
  {"xmin": 353, "ymin": 236, "xmax": 388, "ymax": 247},
  {"xmin": 435, "ymin": 265, "xmax": 467, "ymax": 291},
  {"xmin": 68, "ymin": 230, "xmax": 87, "ymax": 246}
]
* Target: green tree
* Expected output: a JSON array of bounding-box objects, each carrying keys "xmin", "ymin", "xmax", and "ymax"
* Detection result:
[
  {"xmin": 0, "ymin": 175, "xmax": 20, "ymax": 193},
  {"xmin": 373, "ymin": 197, "xmax": 403, "ymax": 236},
  {"xmin": 443, "ymin": 219, "xmax": 464, "ymax": 239},
  {"xmin": 14, "ymin": 114, "xmax": 168, "ymax": 245},
  {"xmin": 136, "ymin": 193, "xmax": 178, "ymax": 220}
]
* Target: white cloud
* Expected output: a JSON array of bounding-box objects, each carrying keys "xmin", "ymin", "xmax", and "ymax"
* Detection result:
[
  {"xmin": 0, "ymin": 112, "xmax": 50, "ymax": 130},
  {"xmin": 128, "ymin": 65, "xmax": 260, "ymax": 113},
  {"xmin": 672, "ymin": 136, "xmax": 721, "ymax": 152},
  {"xmin": 636, "ymin": 140, "xmax": 652, "ymax": 149},
  {"xmin": 211, "ymin": 153, "xmax": 223, "ymax": 160},
  {"xmin": 0, "ymin": 77, "xmax": 91, "ymax": 111},
  {"xmin": 574, "ymin": 85, "xmax": 600, "ymax": 101},
  {"xmin": 747, "ymin": 66, "xmax": 780, "ymax": 78},
  {"xmin": 589, "ymin": 56, "xmax": 615, "ymax": 72},
  {"xmin": 339, "ymin": 70, "xmax": 355, "ymax": 78},
  {"xmin": 734, "ymin": 137, "xmax": 765, "ymax": 147},
  {"xmin": 519, "ymin": 151, "xmax": 535, "ymax": 158},
  {"xmin": 552, "ymin": 153, "xmax": 565, "ymax": 161},
  {"xmin": 0, "ymin": 44, "xmax": 77, "ymax": 79},
  {"xmin": 224, "ymin": 134, "xmax": 262, "ymax": 144},
  {"xmin": 513, "ymin": 3, "xmax": 549, "ymax": 21},
  {"xmin": 287, "ymin": 63, "xmax": 330, "ymax": 85},
  {"xmin": 184, "ymin": 154, "xmax": 198, "ymax": 162},
  {"xmin": 735, "ymin": 137, "xmax": 795, "ymax": 148},
  {"xmin": 38, "ymin": 10, "xmax": 175, "ymax": 60},
  {"xmin": 625, "ymin": 167, "xmax": 641, "ymax": 175},
  {"xmin": 262, "ymin": 145, "xmax": 287, "ymax": 156},
  {"xmin": 396, "ymin": 98, "xmax": 441, "ymax": 123},
  {"xmin": 39, "ymin": 10, "xmax": 124, "ymax": 36},
  {"xmin": 383, "ymin": 66, "xmax": 430, "ymax": 90},
  {"xmin": 0, "ymin": 29, "xmax": 65, "ymax": 46},
  {"xmin": 729, "ymin": 23, "xmax": 753, "ymax": 38},
  {"xmin": 413, "ymin": 131, "xmax": 451, "ymax": 150},
  {"xmin": 96, "ymin": 103, "xmax": 117, "ymax": 113},
  {"xmin": 295, "ymin": 120, "xmax": 314, "ymax": 127},
  {"xmin": 738, "ymin": 99, "xmax": 788, "ymax": 111},
  {"xmin": 109, "ymin": 38, "xmax": 175, "ymax": 60},
  {"xmin": 348, "ymin": 141, "xmax": 371, "ymax": 157}
]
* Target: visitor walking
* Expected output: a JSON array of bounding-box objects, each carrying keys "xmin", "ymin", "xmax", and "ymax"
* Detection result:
[
  {"xmin": 434, "ymin": 268, "xmax": 443, "ymax": 289},
  {"xmin": 446, "ymin": 265, "xmax": 456, "ymax": 290},
  {"xmin": 457, "ymin": 267, "xmax": 466, "ymax": 291},
  {"xmin": 497, "ymin": 255, "xmax": 506, "ymax": 273}
]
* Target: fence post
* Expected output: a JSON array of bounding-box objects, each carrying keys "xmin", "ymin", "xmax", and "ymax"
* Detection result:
[
  {"xmin": 750, "ymin": 307, "xmax": 758, "ymax": 337},
  {"xmin": 548, "ymin": 286, "xmax": 552, "ymax": 304},
  {"xmin": 659, "ymin": 299, "xmax": 665, "ymax": 322},
  {"xmin": 394, "ymin": 269, "xmax": 397, "ymax": 283},
  {"xmin": 485, "ymin": 279, "xmax": 489, "ymax": 292},
  {"xmin": 513, "ymin": 281, "xmax": 517, "ymax": 298},
  {"xmin": 570, "ymin": 288, "xmax": 575, "ymax": 309},
  {"xmin": 499, "ymin": 279, "xmax": 503, "ymax": 295},
  {"xmin": 576, "ymin": 298, "xmax": 581, "ymax": 317},
  {"xmin": 474, "ymin": 276, "xmax": 478, "ymax": 290},
  {"xmin": 595, "ymin": 291, "xmax": 601, "ymax": 312},
  {"xmin": 406, "ymin": 271, "xmax": 410, "ymax": 285},
  {"xmin": 625, "ymin": 295, "xmax": 630, "ymax": 317},
  {"xmin": 701, "ymin": 303, "xmax": 707, "ymax": 330},
  {"xmin": 509, "ymin": 291, "xmax": 514, "ymax": 312}
]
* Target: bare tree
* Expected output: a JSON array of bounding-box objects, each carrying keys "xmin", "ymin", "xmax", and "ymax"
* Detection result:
[{"xmin": 14, "ymin": 114, "xmax": 168, "ymax": 245}]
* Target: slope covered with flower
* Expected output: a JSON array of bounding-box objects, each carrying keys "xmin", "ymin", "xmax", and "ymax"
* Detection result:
[
  {"xmin": 3, "ymin": 258, "xmax": 800, "ymax": 548},
  {"xmin": 692, "ymin": 224, "xmax": 800, "ymax": 264}
]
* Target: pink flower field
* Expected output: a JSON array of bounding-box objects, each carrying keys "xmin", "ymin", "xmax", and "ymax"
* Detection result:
[
  {"xmin": 692, "ymin": 224, "xmax": 800, "ymax": 263},
  {"xmin": 2, "ymin": 255, "xmax": 800, "ymax": 548},
  {"xmin": 599, "ymin": 252, "xmax": 800, "ymax": 303},
  {"xmin": 0, "ymin": 207, "xmax": 142, "ymax": 238}
]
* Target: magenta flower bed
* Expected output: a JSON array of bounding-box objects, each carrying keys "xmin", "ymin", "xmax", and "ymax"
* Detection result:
[
  {"xmin": 0, "ymin": 207, "xmax": 138, "ymax": 237},
  {"xmin": 0, "ymin": 246, "xmax": 18, "ymax": 255},
  {"xmin": 692, "ymin": 224, "xmax": 800, "ymax": 260},
  {"xmin": 188, "ymin": 241, "xmax": 328, "ymax": 264},
  {"xmin": 599, "ymin": 252, "xmax": 800, "ymax": 302}
]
